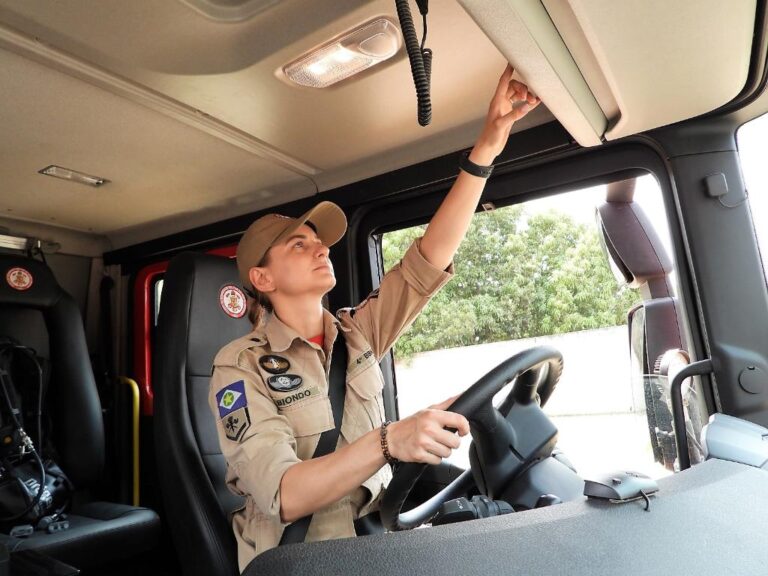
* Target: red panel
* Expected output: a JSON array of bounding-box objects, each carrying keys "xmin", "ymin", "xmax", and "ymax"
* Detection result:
[
  {"xmin": 133, "ymin": 244, "xmax": 237, "ymax": 415},
  {"xmin": 207, "ymin": 245, "xmax": 237, "ymax": 258},
  {"xmin": 132, "ymin": 261, "xmax": 167, "ymax": 415}
]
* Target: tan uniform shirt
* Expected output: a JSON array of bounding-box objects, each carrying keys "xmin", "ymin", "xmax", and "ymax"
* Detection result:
[{"xmin": 209, "ymin": 238, "xmax": 454, "ymax": 571}]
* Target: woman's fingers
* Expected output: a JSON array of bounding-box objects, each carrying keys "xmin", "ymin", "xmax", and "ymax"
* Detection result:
[
  {"xmin": 418, "ymin": 450, "xmax": 444, "ymax": 466},
  {"xmin": 432, "ymin": 409, "xmax": 470, "ymax": 436},
  {"xmin": 507, "ymin": 79, "xmax": 528, "ymax": 102},
  {"xmin": 497, "ymin": 98, "xmax": 541, "ymax": 127},
  {"xmin": 422, "ymin": 438, "xmax": 453, "ymax": 460},
  {"xmin": 429, "ymin": 395, "xmax": 459, "ymax": 411},
  {"xmin": 431, "ymin": 427, "xmax": 462, "ymax": 450},
  {"xmin": 494, "ymin": 64, "xmax": 515, "ymax": 100},
  {"xmin": 387, "ymin": 401, "xmax": 471, "ymax": 464}
]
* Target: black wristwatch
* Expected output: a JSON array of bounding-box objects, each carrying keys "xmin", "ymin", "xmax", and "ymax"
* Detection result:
[{"xmin": 459, "ymin": 151, "xmax": 494, "ymax": 178}]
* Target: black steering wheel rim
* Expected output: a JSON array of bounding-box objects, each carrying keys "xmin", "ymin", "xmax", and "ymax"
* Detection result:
[{"xmin": 380, "ymin": 345, "xmax": 563, "ymax": 531}]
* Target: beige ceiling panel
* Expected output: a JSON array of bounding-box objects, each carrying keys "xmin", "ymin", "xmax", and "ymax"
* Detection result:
[
  {"xmin": 0, "ymin": 0, "xmax": 519, "ymax": 172},
  {"xmin": 0, "ymin": 0, "xmax": 371, "ymax": 75},
  {"xmin": 0, "ymin": 0, "xmax": 554, "ymax": 245},
  {"xmin": 545, "ymin": 0, "xmax": 756, "ymax": 140},
  {"xmin": 0, "ymin": 48, "xmax": 314, "ymax": 236},
  {"xmin": 143, "ymin": 0, "xmax": 513, "ymax": 172}
]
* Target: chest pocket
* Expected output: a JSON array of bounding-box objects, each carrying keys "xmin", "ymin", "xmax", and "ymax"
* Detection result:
[
  {"xmin": 281, "ymin": 396, "xmax": 334, "ymax": 439},
  {"xmin": 344, "ymin": 362, "xmax": 385, "ymax": 438}
]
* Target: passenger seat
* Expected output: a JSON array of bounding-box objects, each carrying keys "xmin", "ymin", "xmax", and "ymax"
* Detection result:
[{"xmin": 0, "ymin": 254, "xmax": 160, "ymax": 569}]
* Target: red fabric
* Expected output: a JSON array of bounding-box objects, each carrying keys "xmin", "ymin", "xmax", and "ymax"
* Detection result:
[{"xmin": 308, "ymin": 334, "xmax": 324, "ymax": 346}]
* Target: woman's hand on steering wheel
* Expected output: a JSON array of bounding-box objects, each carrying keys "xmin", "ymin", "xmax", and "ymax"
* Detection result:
[{"xmin": 387, "ymin": 396, "xmax": 470, "ymax": 466}]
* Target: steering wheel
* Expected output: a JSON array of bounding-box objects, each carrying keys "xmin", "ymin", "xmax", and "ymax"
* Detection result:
[{"xmin": 380, "ymin": 345, "xmax": 563, "ymax": 531}]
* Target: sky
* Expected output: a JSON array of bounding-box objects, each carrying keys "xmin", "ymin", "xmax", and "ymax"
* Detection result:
[
  {"xmin": 523, "ymin": 174, "xmax": 673, "ymax": 266},
  {"xmin": 736, "ymin": 112, "xmax": 768, "ymax": 266}
]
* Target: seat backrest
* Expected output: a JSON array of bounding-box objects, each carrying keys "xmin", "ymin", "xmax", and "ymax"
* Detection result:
[
  {"xmin": 597, "ymin": 191, "xmax": 689, "ymax": 470},
  {"xmin": 0, "ymin": 254, "xmax": 104, "ymax": 488},
  {"xmin": 154, "ymin": 252, "xmax": 251, "ymax": 576}
]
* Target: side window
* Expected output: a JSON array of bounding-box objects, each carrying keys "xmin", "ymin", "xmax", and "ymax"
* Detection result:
[
  {"xmin": 133, "ymin": 244, "xmax": 236, "ymax": 415},
  {"xmin": 737, "ymin": 112, "xmax": 768, "ymax": 282},
  {"xmin": 381, "ymin": 174, "xmax": 684, "ymax": 479},
  {"xmin": 153, "ymin": 278, "xmax": 164, "ymax": 327}
]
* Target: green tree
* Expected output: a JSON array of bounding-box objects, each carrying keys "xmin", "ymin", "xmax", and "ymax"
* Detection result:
[{"xmin": 382, "ymin": 206, "xmax": 641, "ymax": 360}]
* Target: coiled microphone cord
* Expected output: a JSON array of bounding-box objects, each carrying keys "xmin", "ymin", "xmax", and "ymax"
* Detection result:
[{"xmin": 395, "ymin": 0, "xmax": 432, "ymax": 126}]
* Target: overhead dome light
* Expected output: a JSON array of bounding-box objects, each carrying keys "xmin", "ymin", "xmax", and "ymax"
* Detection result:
[
  {"xmin": 39, "ymin": 165, "xmax": 109, "ymax": 187},
  {"xmin": 0, "ymin": 233, "xmax": 30, "ymax": 251},
  {"xmin": 282, "ymin": 19, "xmax": 402, "ymax": 88}
]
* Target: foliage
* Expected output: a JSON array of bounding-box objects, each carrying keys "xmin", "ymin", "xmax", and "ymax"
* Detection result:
[{"xmin": 382, "ymin": 206, "xmax": 641, "ymax": 359}]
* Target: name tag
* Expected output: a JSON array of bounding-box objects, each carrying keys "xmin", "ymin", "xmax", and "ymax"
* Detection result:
[{"xmin": 348, "ymin": 349, "xmax": 376, "ymax": 379}]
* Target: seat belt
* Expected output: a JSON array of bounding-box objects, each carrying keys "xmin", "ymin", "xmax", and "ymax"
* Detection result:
[{"xmin": 279, "ymin": 336, "xmax": 348, "ymax": 546}]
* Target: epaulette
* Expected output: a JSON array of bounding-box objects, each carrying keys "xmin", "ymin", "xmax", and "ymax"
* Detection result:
[
  {"xmin": 213, "ymin": 333, "xmax": 267, "ymax": 368},
  {"xmin": 341, "ymin": 288, "xmax": 380, "ymax": 319}
]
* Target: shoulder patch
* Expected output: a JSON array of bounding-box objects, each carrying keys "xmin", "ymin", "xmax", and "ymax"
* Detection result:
[
  {"xmin": 223, "ymin": 407, "xmax": 251, "ymax": 442},
  {"xmin": 216, "ymin": 380, "xmax": 247, "ymax": 418}
]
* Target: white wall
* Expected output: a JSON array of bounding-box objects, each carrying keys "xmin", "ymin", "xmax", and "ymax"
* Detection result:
[
  {"xmin": 395, "ymin": 325, "xmax": 643, "ymax": 418},
  {"xmin": 393, "ymin": 326, "xmax": 669, "ymax": 478}
]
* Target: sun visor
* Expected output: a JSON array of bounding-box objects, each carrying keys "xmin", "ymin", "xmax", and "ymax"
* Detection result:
[
  {"xmin": 458, "ymin": 0, "xmax": 607, "ymax": 147},
  {"xmin": 459, "ymin": 0, "xmax": 756, "ymax": 146}
]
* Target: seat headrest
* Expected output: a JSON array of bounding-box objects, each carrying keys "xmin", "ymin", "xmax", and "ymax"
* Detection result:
[
  {"xmin": 0, "ymin": 255, "xmax": 64, "ymax": 309},
  {"xmin": 160, "ymin": 253, "xmax": 252, "ymax": 377},
  {"xmin": 0, "ymin": 253, "xmax": 105, "ymax": 488},
  {"xmin": 596, "ymin": 201, "xmax": 673, "ymax": 298}
]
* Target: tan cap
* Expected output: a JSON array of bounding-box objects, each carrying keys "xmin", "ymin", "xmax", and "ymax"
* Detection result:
[{"xmin": 236, "ymin": 201, "xmax": 347, "ymax": 291}]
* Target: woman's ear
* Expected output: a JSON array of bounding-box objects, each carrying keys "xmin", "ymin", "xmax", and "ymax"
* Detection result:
[{"xmin": 249, "ymin": 266, "xmax": 275, "ymax": 294}]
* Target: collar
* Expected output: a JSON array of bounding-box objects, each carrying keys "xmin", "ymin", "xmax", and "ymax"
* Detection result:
[{"xmin": 260, "ymin": 309, "xmax": 348, "ymax": 352}]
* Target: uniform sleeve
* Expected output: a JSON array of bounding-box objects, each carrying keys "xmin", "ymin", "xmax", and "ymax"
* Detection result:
[
  {"xmin": 209, "ymin": 363, "xmax": 300, "ymax": 521},
  {"xmin": 341, "ymin": 237, "xmax": 454, "ymax": 360}
]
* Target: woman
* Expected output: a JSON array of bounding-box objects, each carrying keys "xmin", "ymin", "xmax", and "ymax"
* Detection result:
[{"xmin": 210, "ymin": 64, "xmax": 540, "ymax": 571}]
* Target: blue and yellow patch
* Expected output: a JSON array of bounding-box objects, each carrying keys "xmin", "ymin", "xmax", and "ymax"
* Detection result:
[{"xmin": 216, "ymin": 380, "xmax": 247, "ymax": 419}]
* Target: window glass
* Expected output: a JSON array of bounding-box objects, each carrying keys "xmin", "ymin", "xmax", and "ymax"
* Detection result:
[
  {"xmin": 737, "ymin": 112, "xmax": 768, "ymax": 282},
  {"xmin": 153, "ymin": 278, "xmax": 164, "ymax": 327},
  {"xmin": 381, "ymin": 175, "xmax": 679, "ymax": 479}
]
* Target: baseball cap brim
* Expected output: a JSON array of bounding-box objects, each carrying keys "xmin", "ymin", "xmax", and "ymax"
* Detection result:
[
  {"xmin": 273, "ymin": 201, "xmax": 347, "ymax": 251},
  {"xmin": 237, "ymin": 201, "xmax": 347, "ymax": 290}
]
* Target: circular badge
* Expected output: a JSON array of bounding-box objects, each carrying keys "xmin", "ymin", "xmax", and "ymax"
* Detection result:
[
  {"xmin": 267, "ymin": 374, "xmax": 303, "ymax": 393},
  {"xmin": 259, "ymin": 355, "xmax": 290, "ymax": 375},
  {"xmin": 219, "ymin": 285, "xmax": 246, "ymax": 319},
  {"xmin": 6, "ymin": 267, "xmax": 33, "ymax": 291}
]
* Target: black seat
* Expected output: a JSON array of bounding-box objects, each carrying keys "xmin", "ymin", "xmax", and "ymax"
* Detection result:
[
  {"xmin": 154, "ymin": 252, "xmax": 251, "ymax": 576},
  {"xmin": 596, "ymin": 180, "xmax": 692, "ymax": 469},
  {"xmin": 0, "ymin": 254, "xmax": 160, "ymax": 568}
]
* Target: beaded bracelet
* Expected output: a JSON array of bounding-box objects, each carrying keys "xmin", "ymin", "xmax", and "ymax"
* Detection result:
[{"xmin": 380, "ymin": 420, "xmax": 398, "ymax": 465}]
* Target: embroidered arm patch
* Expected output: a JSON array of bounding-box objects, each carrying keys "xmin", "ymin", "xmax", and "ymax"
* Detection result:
[
  {"xmin": 216, "ymin": 380, "xmax": 250, "ymax": 441},
  {"xmin": 216, "ymin": 380, "xmax": 247, "ymax": 418}
]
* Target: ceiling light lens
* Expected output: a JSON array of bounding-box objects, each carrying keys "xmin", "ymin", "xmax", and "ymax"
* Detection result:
[
  {"xmin": 39, "ymin": 165, "xmax": 109, "ymax": 187},
  {"xmin": 0, "ymin": 234, "xmax": 30, "ymax": 251},
  {"xmin": 283, "ymin": 19, "xmax": 401, "ymax": 88}
]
